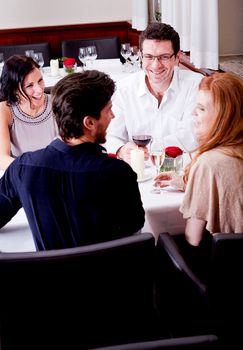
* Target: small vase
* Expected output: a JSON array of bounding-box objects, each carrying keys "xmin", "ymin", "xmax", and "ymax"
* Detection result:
[
  {"xmin": 64, "ymin": 62, "xmax": 77, "ymax": 74},
  {"xmin": 160, "ymin": 155, "xmax": 183, "ymax": 173}
]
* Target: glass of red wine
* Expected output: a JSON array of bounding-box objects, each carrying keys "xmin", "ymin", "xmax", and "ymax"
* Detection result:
[
  {"xmin": 132, "ymin": 135, "xmax": 152, "ymax": 147},
  {"xmin": 132, "ymin": 135, "xmax": 153, "ymax": 168}
]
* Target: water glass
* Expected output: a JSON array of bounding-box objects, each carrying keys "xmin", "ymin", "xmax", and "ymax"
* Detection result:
[
  {"xmin": 0, "ymin": 52, "xmax": 4, "ymax": 75},
  {"xmin": 25, "ymin": 50, "xmax": 35, "ymax": 58}
]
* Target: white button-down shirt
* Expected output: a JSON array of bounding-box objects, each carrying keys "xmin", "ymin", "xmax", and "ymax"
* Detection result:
[{"xmin": 105, "ymin": 66, "xmax": 203, "ymax": 153}]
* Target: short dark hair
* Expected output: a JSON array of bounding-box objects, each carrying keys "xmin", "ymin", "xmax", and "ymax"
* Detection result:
[
  {"xmin": 0, "ymin": 55, "xmax": 40, "ymax": 105},
  {"xmin": 51, "ymin": 70, "xmax": 115, "ymax": 142},
  {"xmin": 139, "ymin": 22, "xmax": 180, "ymax": 55}
]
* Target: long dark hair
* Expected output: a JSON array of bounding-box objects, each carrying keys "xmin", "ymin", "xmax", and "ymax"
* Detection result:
[{"xmin": 0, "ymin": 54, "xmax": 40, "ymax": 105}]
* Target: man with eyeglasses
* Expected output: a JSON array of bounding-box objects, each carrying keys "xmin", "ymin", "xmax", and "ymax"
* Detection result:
[{"xmin": 105, "ymin": 22, "xmax": 203, "ymax": 163}]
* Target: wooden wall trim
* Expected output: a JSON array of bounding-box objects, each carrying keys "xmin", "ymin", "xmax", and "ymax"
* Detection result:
[
  {"xmin": 0, "ymin": 21, "xmax": 214, "ymax": 75},
  {"xmin": 0, "ymin": 21, "xmax": 135, "ymax": 59}
]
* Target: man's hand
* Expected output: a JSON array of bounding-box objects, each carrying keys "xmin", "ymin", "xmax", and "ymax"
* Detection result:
[{"xmin": 117, "ymin": 142, "xmax": 149, "ymax": 163}]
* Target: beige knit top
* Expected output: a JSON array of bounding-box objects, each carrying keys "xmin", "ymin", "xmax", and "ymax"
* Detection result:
[{"xmin": 180, "ymin": 147, "xmax": 243, "ymax": 233}]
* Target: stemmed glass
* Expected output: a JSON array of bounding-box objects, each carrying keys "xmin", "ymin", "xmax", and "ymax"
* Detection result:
[
  {"xmin": 78, "ymin": 47, "xmax": 89, "ymax": 70},
  {"xmin": 0, "ymin": 53, "xmax": 4, "ymax": 75},
  {"xmin": 132, "ymin": 135, "xmax": 152, "ymax": 147},
  {"xmin": 120, "ymin": 43, "xmax": 132, "ymax": 71},
  {"xmin": 132, "ymin": 134, "xmax": 153, "ymax": 168},
  {"xmin": 25, "ymin": 50, "xmax": 35, "ymax": 59},
  {"xmin": 150, "ymin": 139, "xmax": 165, "ymax": 194},
  {"xmin": 86, "ymin": 45, "xmax": 97, "ymax": 66},
  {"xmin": 33, "ymin": 52, "xmax": 44, "ymax": 71},
  {"xmin": 129, "ymin": 46, "xmax": 140, "ymax": 71}
]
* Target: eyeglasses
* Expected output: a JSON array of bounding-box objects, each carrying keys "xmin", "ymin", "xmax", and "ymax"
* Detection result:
[{"xmin": 142, "ymin": 53, "xmax": 175, "ymax": 62}]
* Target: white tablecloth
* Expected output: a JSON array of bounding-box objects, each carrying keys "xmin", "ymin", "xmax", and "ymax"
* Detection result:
[
  {"xmin": 43, "ymin": 59, "xmax": 132, "ymax": 88},
  {"xmin": 139, "ymin": 168, "xmax": 186, "ymax": 240},
  {"xmin": 0, "ymin": 168, "xmax": 185, "ymax": 252}
]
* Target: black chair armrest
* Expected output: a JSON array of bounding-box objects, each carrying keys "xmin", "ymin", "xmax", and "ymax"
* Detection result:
[{"xmin": 157, "ymin": 232, "xmax": 206, "ymax": 294}]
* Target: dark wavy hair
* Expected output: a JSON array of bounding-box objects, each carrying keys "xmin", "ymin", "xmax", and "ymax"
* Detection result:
[
  {"xmin": 139, "ymin": 22, "xmax": 180, "ymax": 55},
  {"xmin": 0, "ymin": 55, "xmax": 40, "ymax": 105},
  {"xmin": 51, "ymin": 70, "xmax": 116, "ymax": 142}
]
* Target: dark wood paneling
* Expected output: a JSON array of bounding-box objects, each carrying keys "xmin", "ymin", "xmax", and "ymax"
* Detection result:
[
  {"xmin": 0, "ymin": 21, "xmax": 134, "ymax": 60},
  {"xmin": 0, "ymin": 22, "xmax": 215, "ymax": 75}
]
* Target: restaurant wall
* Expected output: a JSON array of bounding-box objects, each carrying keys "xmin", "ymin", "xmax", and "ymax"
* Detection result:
[
  {"xmin": 0, "ymin": 0, "xmax": 132, "ymax": 29},
  {"xmin": 219, "ymin": 0, "xmax": 243, "ymax": 55}
]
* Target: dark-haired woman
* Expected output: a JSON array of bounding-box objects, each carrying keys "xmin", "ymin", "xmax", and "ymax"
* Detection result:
[{"xmin": 0, "ymin": 55, "xmax": 58, "ymax": 170}]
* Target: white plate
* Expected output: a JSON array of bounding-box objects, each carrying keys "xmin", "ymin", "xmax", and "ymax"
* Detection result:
[{"xmin": 137, "ymin": 174, "xmax": 152, "ymax": 183}]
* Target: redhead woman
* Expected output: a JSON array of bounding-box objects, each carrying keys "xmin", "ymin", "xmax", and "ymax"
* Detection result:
[
  {"xmin": 0, "ymin": 55, "xmax": 58, "ymax": 170},
  {"xmin": 155, "ymin": 72, "xmax": 243, "ymax": 245}
]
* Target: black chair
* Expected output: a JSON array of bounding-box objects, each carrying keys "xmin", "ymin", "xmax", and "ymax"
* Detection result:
[
  {"xmin": 0, "ymin": 42, "xmax": 51, "ymax": 66},
  {"xmin": 155, "ymin": 232, "xmax": 243, "ymax": 349},
  {"xmin": 90, "ymin": 334, "xmax": 219, "ymax": 350},
  {"xmin": 0, "ymin": 232, "xmax": 165, "ymax": 350},
  {"xmin": 61, "ymin": 36, "xmax": 121, "ymax": 66}
]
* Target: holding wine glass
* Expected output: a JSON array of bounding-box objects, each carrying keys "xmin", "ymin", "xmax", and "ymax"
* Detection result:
[
  {"xmin": 132, "ymin": 134, "xmax": 152, "ymax": 147},
  {"xmin": 132, "ymin": 134, "xmax": 152, "ymax": 167},
  {"xmin": 150, "ymin": 139, "xmax": 165, "ymax": 194}
]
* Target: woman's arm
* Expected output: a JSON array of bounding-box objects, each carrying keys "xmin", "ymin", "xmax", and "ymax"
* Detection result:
[
  {"xmin": 185, "ymin": 218, "xmax": 207, "ymax": 246},
  {"xmin": 0, "ymin": 102, "xmax": 15, "ymax": 170}
]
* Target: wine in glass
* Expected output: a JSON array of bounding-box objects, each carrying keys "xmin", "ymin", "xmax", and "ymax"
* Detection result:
[
  {"xmin": 150, "ymin": 139, "xmax": 165, "ymax": 194},
  {"xmin": 132, "ymin": 135, "xmax": 152, "ymax": 147},
  {"xmin": 132, "ymin": 134, "xmax": 152, "ymax": 167}
]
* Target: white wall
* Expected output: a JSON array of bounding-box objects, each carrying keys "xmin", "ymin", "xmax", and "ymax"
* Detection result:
[
  {"xmin": 219, "ymin": 0, "xmax": 243, "ymax": 55},
  {"xmin": 0, "ymin": 0, "xmax": 132, "ymax": 29}
]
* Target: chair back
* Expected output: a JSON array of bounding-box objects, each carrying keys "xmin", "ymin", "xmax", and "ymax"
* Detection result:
[
  {"xmin": 0, "ymin": 42, "xmax": 51, "ymax": 66},
  {"xmin": 90, "ymin": 334, "xmax": 219, "ymax": 350},
  {"xmin": 207, "ymin": 233, "xmax": 243, "ymax": 344},
  {"xmin": 0, "ymin": 232, "xmax": 160, "ymax": 350},
  {"xmin": 61, "ymin": 36, "xmax": 121, "ymax": 65},
  {"xmin": 156, "ymin": 232, "xmax": 243, "ymax": 348}
]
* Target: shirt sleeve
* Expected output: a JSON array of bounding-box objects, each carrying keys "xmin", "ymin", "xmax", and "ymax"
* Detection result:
[
  {"xmin": 0, "ymin": 164, "xmax": 21, "ymax": 228},
  {"xmin": 104, "ymin": 90, "xmax": 129, "ymax": 154}
]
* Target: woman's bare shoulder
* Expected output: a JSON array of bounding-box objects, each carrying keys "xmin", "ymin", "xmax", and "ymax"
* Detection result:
[{"xmin": 0, "ymin": 101, "xmax": 12, "ymax": 124}]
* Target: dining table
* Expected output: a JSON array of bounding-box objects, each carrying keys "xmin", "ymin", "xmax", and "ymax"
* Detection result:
[
  {"xmin": 0, "ymin": 167, "xmax": 186, "ymax": 252},
  {"xmin": 43, "ymin": 58, "xmax": 134, "ymax": 89}
]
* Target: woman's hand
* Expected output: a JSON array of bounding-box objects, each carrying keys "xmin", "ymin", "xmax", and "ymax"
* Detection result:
[{"xmin": 154, "ymin": 171, "xmax": 185, "ymax": 192}]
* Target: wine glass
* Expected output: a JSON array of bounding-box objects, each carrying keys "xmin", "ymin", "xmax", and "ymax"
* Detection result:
[
  {"xmin": 132, "ymin": 135, "xmax": 152, "ymax": 147},
  {"xmin": 132, "ymin": 134, "xmax": 152, "ymax": 167},
  {"xmin": 120, "ymin": 43, "xmax": 132, "ymax": 72},
  {"xmin": 25, "ymin": 50, "xmax": 35, "ymax": 58},
  {"xmin": 33, "ymin": 52, "xmax": 44, "ymax": 70},
  {"xmin": 86, "ymin": 45, "xmax": 97, "ymax": 66},
  {"xmin": 0, "ymin": 52, "xmax": 4, "ymax": 75},
  {"xmin": 129, "ymin": 46, "xmax": 140, "ymax": 72},
  {"xmin": 150, "ymin": 139, "xmax": 165, "ymax": 194},
  {"xmin": 78, "ymin": 47, "xmax": 88, "ymax": 69}
]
